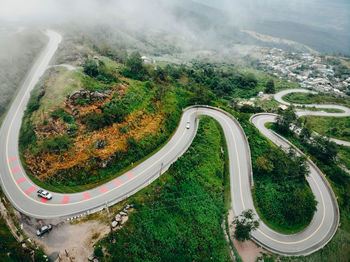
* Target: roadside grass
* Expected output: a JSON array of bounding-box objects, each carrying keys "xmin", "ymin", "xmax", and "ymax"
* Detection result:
[
  {"xmin": 31, "ymin": 68, "xmax": 82, "ymax": 125},
  {"xmin": 296, "ymin": 107, "xmax": 344, "ymax": 113},
  {"xmin": 302, "ymin": 116, "xmax": 350, "ymax": 142},
  {"xmin": 256, "ymin": 98, "xmax": 280, "ymax": 112},
  {"xmin": 97, "ymin": 117, "xmax": 233, "ymax": 261},
  {"xmin": 283, "ymin": 92, "xmax": 350, "ymax": 108}
]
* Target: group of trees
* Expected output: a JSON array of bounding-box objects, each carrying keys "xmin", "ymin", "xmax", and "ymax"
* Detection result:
[
  {"xmin": 275, "ymin": 106, "xmax": 298, "ymax": 136},
  {"xmin": 243, "ymin": 115, "xmax": 318, "ymax": 232},
  {"xmin": 83, "ymin": 86, "xmax": 144, "ymax": 131},
  {"xmin": 83, "ymin": 59, "xmax": 118, "ymax": 84},
  {"xmin": 123, "ymin": 52, "xmax": 149, "ymax": 81},
  {"xmin": 188, "ymin": 63, "xmax": 259, "ymax": 96},
  {"xmin": 276, "ymin": 107, "xmax": 338, "ymax": 165},
  {"xmin": 253, "ymin": 146, "xmax": 316, "ymax": 230},
  {"xmin": 83, "ymin": 100, "xmax": 128, "ymax": 131}
]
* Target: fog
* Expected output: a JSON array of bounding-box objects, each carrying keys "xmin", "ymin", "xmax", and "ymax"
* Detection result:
[
  {"xmin": 196, "ymin": 0, "xmax": 350, "ymax": 31},
  {"xmin": 0, "ymin": 0, "xmax": 349, "ymax": 55}
]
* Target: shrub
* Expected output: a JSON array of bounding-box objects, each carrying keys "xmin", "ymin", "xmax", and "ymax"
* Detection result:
[
  {"xmin": 83, "ymin": 59, "xmax": 99, "ymax": 77},
  {"xmin": 50, "ymin": 109, "xmax": 74, "ymax": 123},
  {"xmin": 42, "ymin": 134, "xmax": 73, "ymax": 153}
]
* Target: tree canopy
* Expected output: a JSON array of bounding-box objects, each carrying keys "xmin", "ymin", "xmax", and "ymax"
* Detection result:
[{"xmin": 233, "ymin": 209, "xmax": 260, "ymax": 242}]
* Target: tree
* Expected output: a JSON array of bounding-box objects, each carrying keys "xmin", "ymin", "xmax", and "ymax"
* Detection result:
[
  {"xmin": 276, "ymin": 107, "xmax": 297, "ymax": 135},
  {"xmin": 255, "ymin": 156, "xmax": 274, "ymax": 172},
  {"xmin": 309, "ymin": 136, "xmax": 338, "ymax": 164},
  {"xmin": 265, "ymin": 79, "xmax": 275, "ymax": 94},
  {"xmin": 124, "ymin": 52, "xmax": 148, "ymax": 80},
  {"xmin": 232, "ymin": 209, "xmax": 259, "ymax": 242},
  {"xmin": 300, "ymin": 125, "xmax": 312, "ymax": 142},
  {"xmin": 244, "ymin": 73, "xmax": 258, "ymax": 89},
  {"xmin": 97, "ymin": 60, "xmax": 117, "ymax": 83},
  {"xmin": 83, "ymin": 59, "xmax": 99, "ymax": 77},
  {"xmin": 42, "ymin": 134, "xmax": 73, "ymax": 153}
]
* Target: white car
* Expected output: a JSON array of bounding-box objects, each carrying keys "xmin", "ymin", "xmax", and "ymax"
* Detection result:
[
  {"xmin": 37, "ymin": 189, "xmax": 52, "ymax": 200},
  {"xmin": 186, "ymin": 121, "xmax": 190, "ymax": 129},
  {"xmin": 36, "ymin": 224, "xmax": 52, "ymax": 236}
]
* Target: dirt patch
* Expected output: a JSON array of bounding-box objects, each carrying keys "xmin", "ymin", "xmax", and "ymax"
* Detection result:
[
  {"xmin": 20, "ymin": 214, "xmax": 110, "ymax": 262},
  {"xmin": 228, "ymin": 209, "xmax": 267, "ymax": 262}
]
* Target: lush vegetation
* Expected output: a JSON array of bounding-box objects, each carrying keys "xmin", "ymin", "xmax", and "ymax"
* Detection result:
[
  {"xmin": 97, "ymin": 117, "xmax": 232, "ymax": 261},
  {"xmin": 17, "ymin": 36, "xmax": 330, "ymax": 256},
  {"xmin": 0, "ymin": 215, "xmax": 32, "ymax": 262},
  {"xmin": 19, "ymin": 45, "xmax": 290, "ymax": 193},
  {"xmin": 235, "ymin": 111, "xmax": 317, "ymax": 233},
  {"xmin": 19, "ymin": 55, "xmax": 192, "ymax": 192},
  {"xmin": 270, "ymin": 108, "xmax": 350, "ymax": 261}
]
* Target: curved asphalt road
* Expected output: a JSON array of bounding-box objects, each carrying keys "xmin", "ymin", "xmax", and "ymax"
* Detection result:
[
  {"xmin": 274, "ymin": 88, "xmax": 350, "ymax": 146},
  {"xmin": 0, "ymin": 31, "xmax": 342, "ymax": 256}
]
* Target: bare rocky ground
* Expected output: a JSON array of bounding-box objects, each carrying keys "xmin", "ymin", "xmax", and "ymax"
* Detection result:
[{"xmin": 19, "ymin": 213, "xmax": 110, "ymax": 262}]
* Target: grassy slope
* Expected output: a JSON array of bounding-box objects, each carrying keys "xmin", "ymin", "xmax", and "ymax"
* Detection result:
[
  {"xmin": 19, "ymin": 61, "xmax": 190, "ymax": 193},
  {"xmin": 31, "ymin": 67, "xmax": 82, "ymax": 125},
  {"xmin": 303, "ymin": 116, "xmax": 350, "ymax": 142},
  {"xmin": 283, "ymin": 92, "xmax": 350, "ymax": 108},
  {"xmin": 97, "ymin": 117, "xmax": 232, "ymax": 261}
]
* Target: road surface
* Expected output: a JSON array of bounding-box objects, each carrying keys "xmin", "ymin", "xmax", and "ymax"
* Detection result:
[
  {"xmin": 0, "ymin": 31, "xmax": 342, "ymax": 256},
  {"xmin": 274, "ymin": 88, "xmax": 350, "ymax": 146}
]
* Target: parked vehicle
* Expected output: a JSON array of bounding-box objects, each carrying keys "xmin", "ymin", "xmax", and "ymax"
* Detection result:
[
  {"xmin": 37, "ymin": 189, "xmax": 52, "ymax": 200},
  {"xmin": 36, "ymin": 224, "xmax": 52, "ymax": 236},
  {"xmin": 186, "ymin": 121, "xmax": 190, "ymax": 129}
]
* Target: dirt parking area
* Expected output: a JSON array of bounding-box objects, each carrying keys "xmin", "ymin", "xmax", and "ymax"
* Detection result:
[{"xmin": 20, "ymin": 213, "xmax": 110, "ymax": 262}]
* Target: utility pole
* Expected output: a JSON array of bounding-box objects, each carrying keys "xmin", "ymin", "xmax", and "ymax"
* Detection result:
[
  {"xmin": 106, "ymin": 201, "xmax": 112, "ymax": 231},
  {"xmin": 105, "ymin": 202, "xmax": 110, "ymax": 217},
  {"xmin": 159, "ymin": 162, "xmax": 163, "ymax": 176}
]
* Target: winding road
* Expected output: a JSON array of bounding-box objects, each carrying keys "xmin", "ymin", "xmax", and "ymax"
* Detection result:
[{"xmin": 0, "ymin": 31, "xmax": 347, "ymax": 256}]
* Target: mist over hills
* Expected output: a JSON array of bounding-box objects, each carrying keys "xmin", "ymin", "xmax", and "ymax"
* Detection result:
[
  {"xmin": 0, "ymin": 0, "xmax": 349, "ymax": 57},
  {"xmin": 195, "ymin": 0, "xmax": 350, "ymax": 55}
]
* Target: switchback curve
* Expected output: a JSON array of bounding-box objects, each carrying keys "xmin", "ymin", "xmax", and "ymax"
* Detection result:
[{"xmin": 0, "ymin": 31, "xmax": 340, "ymax": 256}]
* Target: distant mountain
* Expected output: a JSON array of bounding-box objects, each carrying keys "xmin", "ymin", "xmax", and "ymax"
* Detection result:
[
  {"xmin": 193, "ymin": 0, "xmax": 350, "ymax": 56},
  {"xmin": 250, "ymin": 20, "xmax": 350, "ymax": 56}
]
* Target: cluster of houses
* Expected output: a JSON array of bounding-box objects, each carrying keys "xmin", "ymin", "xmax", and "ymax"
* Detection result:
[{"xmin": 257, "ymin": 48, "xmax": 349, "ymax": 96}]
